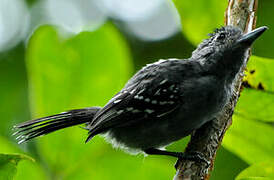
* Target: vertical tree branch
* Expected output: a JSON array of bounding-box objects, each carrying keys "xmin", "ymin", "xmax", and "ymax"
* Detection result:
[{"xmin": 173, "ymin": 0, "xmax": 258, "ymax": 179}]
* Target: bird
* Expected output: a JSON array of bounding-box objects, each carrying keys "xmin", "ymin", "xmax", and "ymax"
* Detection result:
[{"xmin": 13, "ymin": 26, "xmax": 267, "ymax": 163}]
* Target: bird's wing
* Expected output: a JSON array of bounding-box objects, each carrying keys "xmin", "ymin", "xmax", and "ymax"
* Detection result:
[{"xmin": 85, "ymin": 76, "xmax": 182, "ymax": 142}]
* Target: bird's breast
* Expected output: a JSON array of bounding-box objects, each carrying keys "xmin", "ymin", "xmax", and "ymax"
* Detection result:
[
  {"xmin": 105, "ymin": 76, "xmax": 231, "ymax": 152},
  {"xmin": 176, "ymin": 78, "xmax": 231, "ymax": 131}
]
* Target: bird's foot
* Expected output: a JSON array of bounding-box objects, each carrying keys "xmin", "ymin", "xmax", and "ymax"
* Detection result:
[
  {"xmin": 143, "ymin": 148, "xmax": 210, "ymax": 169},
  {"xmin": 174, "ymin": 151, "xmax": 210, "ymax": 169}
]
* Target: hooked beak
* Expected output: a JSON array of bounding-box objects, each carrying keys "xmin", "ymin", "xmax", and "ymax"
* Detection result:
[{"xmin": 237, "ymin": 26, "xmax": 268, "ymax": 45}]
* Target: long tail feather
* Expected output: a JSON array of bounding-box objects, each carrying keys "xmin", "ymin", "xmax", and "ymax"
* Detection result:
[{"xmin": 13, "ymin": 107, "xmax": 100, "ymax": 144}]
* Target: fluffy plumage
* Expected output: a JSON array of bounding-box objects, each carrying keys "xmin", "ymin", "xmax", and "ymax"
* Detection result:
[{"xmin": 14, "ymin": 26, "xmax": 267, "ymax": 155}]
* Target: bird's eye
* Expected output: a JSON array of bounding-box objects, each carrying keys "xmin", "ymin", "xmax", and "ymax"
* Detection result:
[{"xmin": 217, "ymin": 33, "xmax": 226, "ymax": 40}]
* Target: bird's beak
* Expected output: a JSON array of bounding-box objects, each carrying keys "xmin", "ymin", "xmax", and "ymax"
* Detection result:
[{"xmin": 237, "ymin": 26, "xmax": 268, "ymax": 45}]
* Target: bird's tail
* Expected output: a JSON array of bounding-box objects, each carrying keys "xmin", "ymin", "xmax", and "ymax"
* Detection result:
[{"xmin": 13, "ymin": 107, "xmax": 100, "ymax": 144}]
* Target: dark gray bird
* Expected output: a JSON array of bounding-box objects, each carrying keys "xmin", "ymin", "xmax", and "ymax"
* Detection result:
[{"xmin": 13, "ymin": 26, "xmax": 267, "ymax": 162}]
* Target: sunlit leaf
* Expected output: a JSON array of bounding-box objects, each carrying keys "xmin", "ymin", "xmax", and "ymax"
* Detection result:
[
  {"xmin": 64, "ymin": 147, "xmax": 175, "ymax": 180},
  {"xmin": 172, "ymin": 0, "xmax": 227, "ymax": 44},
  {"xmin": 236, "ymin": 161, "xmax": 274, "ymax": 180},
  {"xmin": 0, "ymin": 136, "xmax": 22, "ymax": 155},
  {"xmin": 26, "ymin": 24, "xmax": 133, "ymax": 116},
  {"xmin": 0, "ymin": 136, "xmax": 47, "ymax": 180},
  {"xmin": 254, "ymin": 1, "xmax": 274, "ymax": 58},
  {"xmin": 235, "ymin": 89, "xmax": 274, "ymax": 122},
  {"xmin": 235, "ymin": 56, "xmax": 274, "ymax": 122},
  {"xmin": 223, "ymin": 114, "xmax": 274, "ymax": 164},
  {"xmin": 245, "ymin": 56, "xmax": 274, "ymax": 91},
  {"xmin": 210, "ymin": 146, "xmax": 248, "ymax": 180},
  {"xmin": 237, "ymin": 178, "xmax": 272, "ymax": 180},
  {"xmin": 0, "ymin": 153, "xmax": 33, "ymax": 180},
  {"xmin": 25, "ymin": 23, "xmax": 133, "ymax": 177},
  {"xmin": 0, "ymin": 44, "xmax": 30, "ymax": 137}
]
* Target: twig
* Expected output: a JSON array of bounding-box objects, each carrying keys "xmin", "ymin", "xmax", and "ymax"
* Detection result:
[{"xmin": 173, "ymin": 0, "xmax": 258, "ymax": 179}]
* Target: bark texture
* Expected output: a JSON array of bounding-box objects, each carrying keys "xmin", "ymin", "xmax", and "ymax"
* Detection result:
[{"xmin": 173, "ymin": 0, "xmax": 258, "ymax": 179}]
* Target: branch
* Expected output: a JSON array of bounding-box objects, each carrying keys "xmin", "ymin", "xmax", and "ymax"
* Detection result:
[{"xmin": 173, "ymin": 0, "xmax": 258, "ymax": 179}]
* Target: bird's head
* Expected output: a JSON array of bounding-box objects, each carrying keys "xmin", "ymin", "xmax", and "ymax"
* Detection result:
[{"xmin": 192, "ymin": 26, "xmax": 267, "ymax": 79}]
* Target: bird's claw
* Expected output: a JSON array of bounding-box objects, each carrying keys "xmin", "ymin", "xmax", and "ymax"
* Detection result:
[{"xmin": 174, "ymin": 151, "xmax": 210, "ymax": 169}]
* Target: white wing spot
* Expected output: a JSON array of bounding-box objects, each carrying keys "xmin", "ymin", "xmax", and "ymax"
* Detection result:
[
  {"xmin": 134, "ymin": 95, "xmax": 144, "ymax": 100},
  {"xmin": 145, "ymin": 98, "xmax": 150, "ymax": 102},
  {"xmin": 152, "ymin": 100, "xmax": 157, "ymax": 104},
  {"xmin": 170, "ymin": 95, "xmax": 174, "ymax": 98},
  {"xmin": 168, "ymin": 101, "xmax": 175, "ymax": 104},
  {"xmin": 138, "ymin": 96, "xmax": 144, "ymax": 100},
  {"xmin": 132, "ymin": 109, "xmax": 141, "ymax": 113},
  {"xmin": 117, "ymin": 110, "xmax": 124, "ymax": 115},
  {"xmin": 159, "ymin": 101, "xmax": 168, "ymax": 105},
  {"xmin": 114, "ymin": 99, "xmax": 122, "ymax": 104},
  {"xmin": 126, "ymin": 107, "xmax": 134, "ymax": 111},
  {"xmin": 160, "ymin": 79, "xmax": 167, "ymax": 85},
  {"xmin": 163, "ymin": 89, "xmax": 167, "ymax": 92},
  {"xmin": 114, "ymin": 93, "xmax": 123, "ymax": 99},
  {"xmin": 130, "ymin": 89, "xmax": 136, "ymax": 94},
  {"xmin": 144, "ymin": 109, "xmax": 154, "ymax": 114},
  {"xmin": 169, "ymin": 85, "xmax": 175, "ymax": 90},
  {"xmin": 137, "ymin": 88, "xmax": 145, "ymax": 95},
  {"xmin": 155, "ymin": 89, "xmax": 161, "ymax": 95}
]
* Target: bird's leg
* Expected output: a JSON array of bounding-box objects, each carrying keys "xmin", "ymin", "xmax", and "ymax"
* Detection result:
[
  {"xmin": 144, "ymin": 148, "xmax": 183, "ymax": 158},
  {"xmin": 144, "ymin": 148, "xmax": 210, "ymax": 169}
]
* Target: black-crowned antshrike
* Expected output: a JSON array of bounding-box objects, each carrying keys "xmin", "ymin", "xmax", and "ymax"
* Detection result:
[{"xmin": 14, "ymin": 26, "xmax": 267, "ymax": 162}]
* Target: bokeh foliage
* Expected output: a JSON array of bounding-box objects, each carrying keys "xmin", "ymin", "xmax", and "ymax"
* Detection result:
[
  {"xmin": 236, "ymin": 161, "xmax": 274, "ymax": 180},
  {"xmin": 0, "ymin": 154, "xmax": 34, "ymax": 180},
  {"xmin": 0, "ymin": 0, "xmax": 273, "ymax": 179}
]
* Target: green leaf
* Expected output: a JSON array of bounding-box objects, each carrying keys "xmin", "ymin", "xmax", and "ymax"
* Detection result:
[
  {"xmin": 237, "ymin": 178, "xmax": 272, "ymax": 180},
  {"xmin": 210, "ymin": 146, "xmax": 248, "ymax": 180},
  {"xmin": 223, "ymin": 114, "xmax": 274, "ymax": 164},
  {"xmin": 236, "ymin": 56, "xmax": 274, "ymax": 122},
  {"xmin": 236, "ymin": 161, "xmax": 274, "ymax": 180},
  {"xmin": 0, "ymin": 44, "xmax": 30, "ymax": 137},
  {"xmin": 15, "ymin": 160, "xmax": 47, "ymax": 180},
  {"xmin": 26, "ymin": 24, "xmax": 133, "ymax": 116},
  {"xmin": 235, "ymin": 89, "xmax": 274, "ymax": 122},
  {"xmin": 245, "ymin": 56, "xmax": 274, "ymax": 91},
  {"xmin": 25, "ymin": 23, "xmax": 133, "ymax": 177},
  {"xmin": 64, "ymin": 147, "xmax": 175, "ymax": 180},
  {"xmin": 254, "ymin": 1, "xmax": 274, "ymax": 58},
  {"xmin": 0, "ymin": 136, "xmax": 47, "ymax": 180},
  {"xmin": 172, "ymin": 0, "xmax": 227, "ymax": 45},
  {"xmin": 171, "ymin": 1, "xmax": 271, "ymax": 58},
  {"xmin": 0, "ymin": 153, "xmax": 34, "ymax": 180}
]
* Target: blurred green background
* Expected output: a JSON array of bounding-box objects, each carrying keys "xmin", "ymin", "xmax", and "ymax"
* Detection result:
[{"xmin": 0, "ymin": 0, "xmax": 273, "ymax": 179}]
